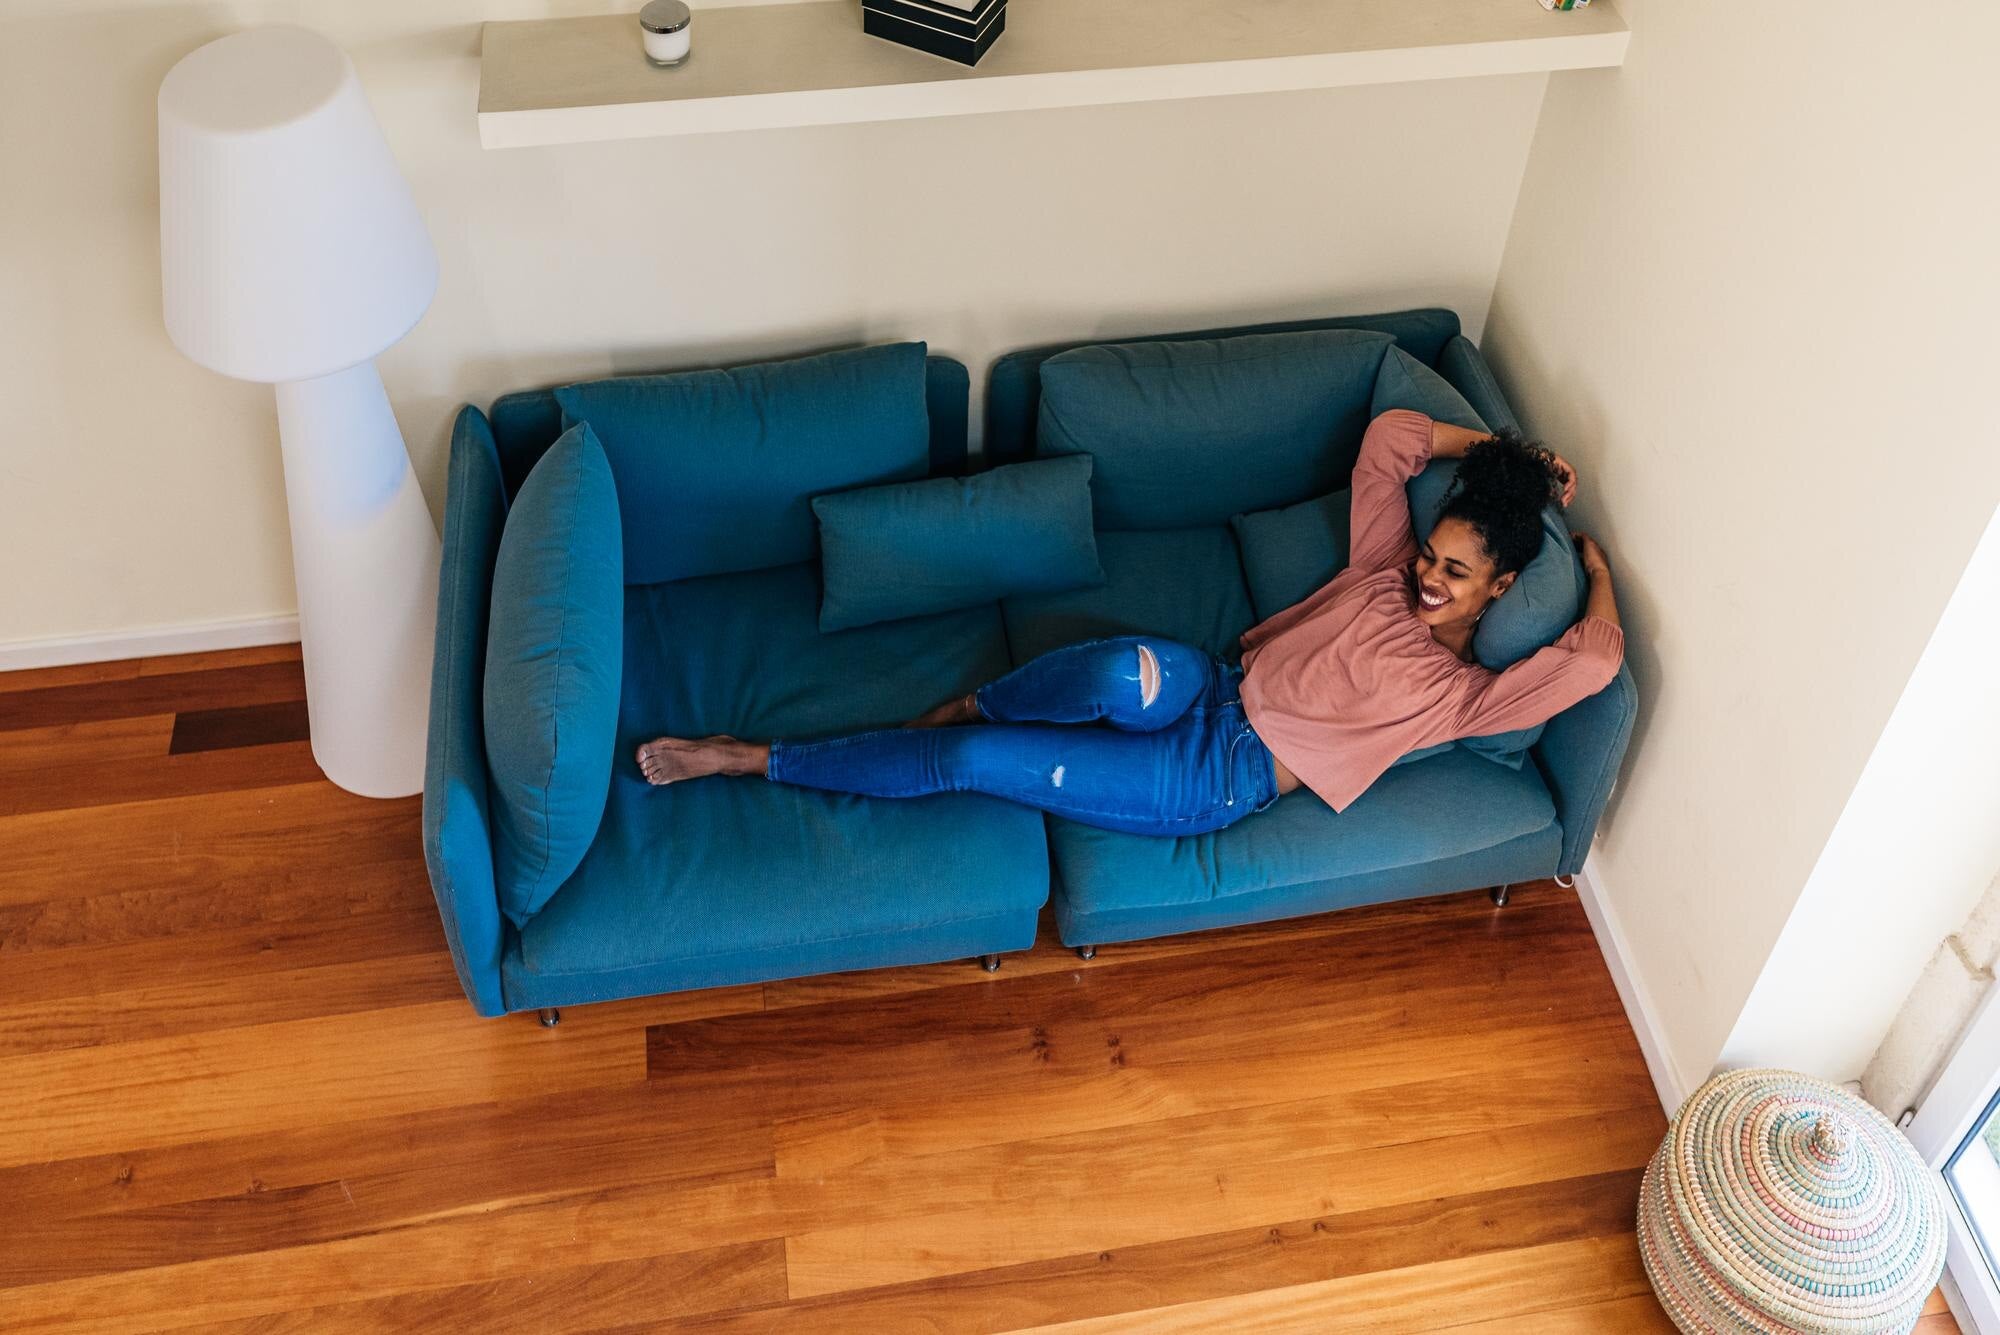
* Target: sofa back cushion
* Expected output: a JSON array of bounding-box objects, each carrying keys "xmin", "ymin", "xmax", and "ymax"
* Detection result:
[
  {"xmin": 1035, "ymin": 329, "xmax": 1394, "ymax": 530},
  {"xmin": 484, "ymin": 423, "xmax": 624, "ymax": 928},
  {"xmin": 813, "ymin": 455, "xmax": 1105, "ymax": 632},
  {"xmin": 985, "ymin": 307, "xmax": 1463, "ymax": 468},
  {"xmin": 552, "ymin": 342, "xmax": 932, "ymax": 584}
]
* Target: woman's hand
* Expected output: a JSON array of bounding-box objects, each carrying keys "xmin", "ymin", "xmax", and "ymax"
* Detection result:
[
  {"xmin": 1572, "ymin": 531, "xmax": 1612, "ymax": 579},
  {"xmin": 1544, "ymin": 449, "xmax": 1579, "ymax": 508}
]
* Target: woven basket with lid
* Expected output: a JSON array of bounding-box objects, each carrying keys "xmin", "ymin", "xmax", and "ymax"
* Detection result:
[{"xmin": 1638, "ymin": 1067, "xmax": 1949, "ymax": 1334}]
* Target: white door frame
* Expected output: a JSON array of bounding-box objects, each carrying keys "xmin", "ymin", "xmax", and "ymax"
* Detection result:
[{"xmin": 1906, "ymin": 976, "xmax": 2000, "ymax": 1334}]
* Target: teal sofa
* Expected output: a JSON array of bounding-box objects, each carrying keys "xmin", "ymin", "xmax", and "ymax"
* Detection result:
[{"xmin": 423, "ymin": 308, "xmax": 1636, "ymax": 1017}]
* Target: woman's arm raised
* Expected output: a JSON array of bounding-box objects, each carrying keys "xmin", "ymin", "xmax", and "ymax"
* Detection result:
[
  {"xmin": 1449, "ymin": 533, "xmax": 1623, "ymax": 739},
  {"xmin": 1430, "ymin": 421, "xmax": 1579, "ymax": 509}
]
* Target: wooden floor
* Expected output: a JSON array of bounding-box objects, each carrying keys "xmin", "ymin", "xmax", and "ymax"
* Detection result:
[{"xmin": 0, "ymin": 645, "xmax": 1961, "ymax": 1334}]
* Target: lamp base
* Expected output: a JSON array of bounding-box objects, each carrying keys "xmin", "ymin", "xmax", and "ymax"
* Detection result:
[{"xmin": 274, "ymin": 360, "xmax": 440, "ymax": 799}]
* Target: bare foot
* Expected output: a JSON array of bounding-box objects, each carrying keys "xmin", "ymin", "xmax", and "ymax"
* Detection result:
[
  {"xmin": 635, "ymin": 736, "xmax": 764, "ymax": 786},
  {"xmin": 905, "ymin": 693, "xmax": 979, "ymax": 729}
]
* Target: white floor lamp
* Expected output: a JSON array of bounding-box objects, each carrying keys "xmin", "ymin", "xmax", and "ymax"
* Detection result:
[{"xmin": 159, "ymin": 26, "xmax": 440, "ymax": 799}]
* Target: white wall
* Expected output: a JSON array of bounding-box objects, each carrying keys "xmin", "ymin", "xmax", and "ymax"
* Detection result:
[
  {"xmin": 0, "ymin": 0, "xmax": 1548, "ymax": 655},
  {"xmin": 1723, "ymin": 508, "xmax": 2000, "ymax": 1082},
  {"xmin": 1485, "ymin": 0, "xmax": 2000, "ymax": 1092}
]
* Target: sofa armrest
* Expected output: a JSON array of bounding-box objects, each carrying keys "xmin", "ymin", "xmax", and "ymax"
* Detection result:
[
  {"xmin": 1532, "ymin": 662, "xmax": 1638, "ymax": 877},
  {"xmin": 421, "ymin": 406, "xmax": 511, "ymax": 1016}
]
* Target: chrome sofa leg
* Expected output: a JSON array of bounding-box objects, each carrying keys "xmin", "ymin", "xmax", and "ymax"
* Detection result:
[
  {"xmin": 1490, "ymin": 884, "xmax": 1511, "ymax": 907},
  {"xmin": 537, "ymin": 1007, "xmax": 561, "ymax": 1027},
  {"xmin": 1075, "ymin": 944, "xmax": 1097, "ymax": 960},
  {"xmin": 978, "ymin": 954, "xmax": 1002, "ymax": 973}
]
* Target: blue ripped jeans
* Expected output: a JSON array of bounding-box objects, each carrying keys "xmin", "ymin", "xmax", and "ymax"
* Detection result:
[{"xmin": 765, "ymin": 637, "xmax": 1281, "ymax": 836}]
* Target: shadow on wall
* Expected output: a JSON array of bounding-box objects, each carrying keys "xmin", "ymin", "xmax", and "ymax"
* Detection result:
[{"xmin": 1477, "ymin": 301, "xmax": 1657, "ymax": 837}]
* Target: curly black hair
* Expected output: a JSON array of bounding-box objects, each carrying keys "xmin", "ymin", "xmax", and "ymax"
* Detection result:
[{"xmin": 1438, "ymin": 429, "xmax": 1560, "ymax": 577}]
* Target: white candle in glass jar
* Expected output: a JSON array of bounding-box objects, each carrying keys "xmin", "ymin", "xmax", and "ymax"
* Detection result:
[{"xmin": 640, "ymin": 0, "xmax": 692, "ymax": 66}]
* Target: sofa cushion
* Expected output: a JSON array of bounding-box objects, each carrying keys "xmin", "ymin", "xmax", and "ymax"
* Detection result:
[
  {"xmin": 483, "ymin": 423, "xmax": 624, "ymax": 929},
  {"xmin": 1002, "ymin": 526, "xmax": 1255, "ymax": 666},
  {"xmin": 813, "ymin": 455, "xmax": 1104, "ymax": 632},
  {"xmin": 1048, "ymin": 747, "xmax": 1557, "ymax": 943},
  {"xmin": 552, "ymin": 342, "xmax": 932, "ymax": 585},
  {"xmin": 1231, "ymin": 489, "xmax": 1352, "ymax": 623},
  {"xmin": 1036, "ymin": 329, "xmax": 1394, "ymax": 530},
  {"xmin": 1371, "ymin": 345, "xmax": 1489, "ymax": 431},
  {"xmin": 512, "ymin": 776, "xmax": 1048, "ymax": 986},
  {"xmin": 511, "ymin": 559, "xmax": 1048, "ymax": 982},
  {"xmin": 626, "ymin": 559, "xmax": 1013, "ymax": 740},
  {"xmin": 1436, "ymin": 335, "xmax": 1523, "ymax": 435}
]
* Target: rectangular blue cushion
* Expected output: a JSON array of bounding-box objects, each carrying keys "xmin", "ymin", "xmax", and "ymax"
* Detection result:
[
  {"xmin": 1230, "ymin": 489, "xmax": 1352, "ymax": 623},
  {"xmin": 483, "ymin": 423, "xmax": 624, "ymax": 929},
  {"xmin": 509, "ymin": 560, "xmax": 1049, "ymax": 994},
  {"xmin": 984, "ymin": 307, "xmax": 1463, "ymax": 468},
  {"xmin": 1001, "ymin": 526, "xmax": 1255, "ymax": 666},
  {"xmin": 813, "ymin": 455, "xmax": 1104, "ymax": 632},
  {"xmin": 1049, "ymin": 748, "xmax": 1559, "ymax": 947},
  {"xmin": 1035, "ymin": 329, "xmax": 1395, "ymax": 530},
  {"xmin": 553, "ymin": 342, "xmax": 932, "ymax": 585}
]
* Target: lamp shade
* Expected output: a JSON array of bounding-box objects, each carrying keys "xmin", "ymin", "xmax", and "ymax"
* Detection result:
[{"xmin": 159, "ymin": 25, "xmax": 437, "ymax": 384}]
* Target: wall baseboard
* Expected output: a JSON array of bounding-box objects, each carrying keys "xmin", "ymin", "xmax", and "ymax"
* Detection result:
[
  {"xmin": 1573, "ymin": 851, "xmax": 1689, "ymax": 1115},
  {"xmin": 0, "ymin": 614, "xmax": 301, "ymax": 673}
]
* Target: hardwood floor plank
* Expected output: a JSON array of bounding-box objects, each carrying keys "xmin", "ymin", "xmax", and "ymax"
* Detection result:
[
  {"xmin": 0, "ymin": 659, "xmax": 304, "ymax": 730},
  {"xmin": 758, "ymin": 883, "xmax": 1559, "ymax": 1012},
  {"xmin": 0, "ymin": 658, "xmax": 144, "ymax": 694},
  {"xmin": 0, "ymin": 1000, "xmax": 645, "ymax": 1168},
  {"xmin": 1420, "ymin": 1292, "xmax": 1678, "ymax": 1334},
  {"xmin": 0, "ymin": 950, "xmax": 465, "ymax": 1057},
  {"xmin": 1004, "ymin": 1234, "xmax": 1655, "ymax": 1334},
  {"xmin": 136, "ymin": 644, "xmax": 305, "ymax": 677},
  {"xmin": 780, "ymin": 1104, "xmax": 1661, "ymax": 1298},
  {"xmin": 0, "ymin": 782, "xmax": 417, "ymax": 910},
  {"xmin": 5, "ymin": 1086, "xmax": 774, "ymax": 1288},
  {"xmin": 0, "ymin": 1179, "xmax": 784, "ymax": 1334},
  {"xmin": 168, "ymin": 698, "xmax": 312, "ymax": 754},
  {"xmin": 2, "ymin": 1002, "xmax": 760, "ymax": 1229},
  {"xmin": 0, "ymin": 645, "xmax": 297, "ymax": 697},
  {"xmin": 0, "ymin": 909, "xmax": 446, "ymax": 1008},
  {"xmin": 771, "ymin": 1014, "xmax": 1653, "ymax": 1179},
  {"xmin": 0, "ymin": 714, "xmax": 174, "ymax": 775},
  {"xmin": 172, "ymin": 1240, "xmax": 789, "ymax": 1335},
  {"xmin": 651, "ymin": 899, "xmax": 1606, "ymax": 1080},
  {"xmin": 659, "ymin": 1170, "xmax": 1646, "ymax": 1335},
  {"xmin": 0, "ymin": 738, "xmax": 326, "ymax": 817}
]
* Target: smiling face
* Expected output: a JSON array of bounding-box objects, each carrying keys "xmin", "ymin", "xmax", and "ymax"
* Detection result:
[{"xmin": 1412, "ymin": 516, "xmax": 1517, "ymax": 631}]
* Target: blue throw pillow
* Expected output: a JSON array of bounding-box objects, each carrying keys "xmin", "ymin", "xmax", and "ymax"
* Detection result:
[
  {"xmin": 814, "ymin": 455, "xmax": 1105, "ymax": 632},
  {"xmin": 483, "ymin": 423, "xmax": 624, "ymax": 929},
  {"xmin": 1230, "ymin": 489, "xmax": 1351, "ymax": 622},
  {"xmin": 552, "ymin": 342, "xmax": 931, "ymax": 585},
  {"xmin": 1037, "ymin": 329, "xmax": 1394, "ymax": 530}
]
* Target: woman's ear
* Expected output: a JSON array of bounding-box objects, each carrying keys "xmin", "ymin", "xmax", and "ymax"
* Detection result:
[{"xmin": 1490, "ymin": 571, "xmax": 1518, "ymax": 600}]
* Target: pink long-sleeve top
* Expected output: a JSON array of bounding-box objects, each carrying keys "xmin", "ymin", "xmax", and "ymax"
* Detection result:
[{"xmin": 1239, "ymin": 409, "xmax": 1624, "ymax": 813}]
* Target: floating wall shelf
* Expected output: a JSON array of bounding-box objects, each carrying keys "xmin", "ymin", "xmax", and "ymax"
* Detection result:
[{"xmin": 478, "ymin": 0, "xmax": 1629, "ymax": 150}]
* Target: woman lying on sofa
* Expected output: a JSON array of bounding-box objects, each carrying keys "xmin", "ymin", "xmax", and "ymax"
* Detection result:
[{"xmin": 636, "ymin": 410, "xmax": 1624, "ymax": 835}]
